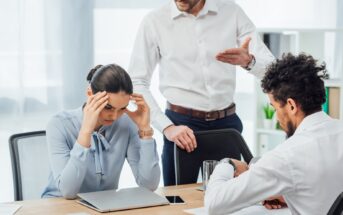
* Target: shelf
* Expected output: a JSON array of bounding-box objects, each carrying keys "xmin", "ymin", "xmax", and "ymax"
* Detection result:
[
  {"xmin": 254, "ymin": 26, "xmax": 343, "ymax": 156},
  {"xmin": 256, "ymin": 128, "xmax": 286, "ymax": 136}
]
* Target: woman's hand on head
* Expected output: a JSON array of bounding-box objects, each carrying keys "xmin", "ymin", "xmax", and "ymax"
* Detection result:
[
  {"xmin": 124, "ymin": 93, "xmax": 151, "ymax": 130},
  {"xmin": 78, "ymin": 91, "xmax": 108, "ymax": 147},
  {"xmin": 82, "ymin": 91, "xmax": 109, "ymax": 133}
]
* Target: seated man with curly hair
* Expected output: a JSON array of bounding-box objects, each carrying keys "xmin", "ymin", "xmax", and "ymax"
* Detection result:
[{"xmin": 205, "ymin": 53, "xmax": 343, "ymax": 215}]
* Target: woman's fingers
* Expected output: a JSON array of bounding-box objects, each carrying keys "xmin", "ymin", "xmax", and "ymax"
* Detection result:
[
  {"xmin": 94, "ymin": 95, "xmax": 109, "ymax": 111},
  {"xmin": 94, "ymin": 97, "xmax": 108, "ymax": 114},
  {"xmin": 131, "ymin": 93, "xmax": 143, "ymax": 98},
  {"xmin": 87, "ymin": 91, "xmax": 107, "ymax": 110},
  {"xmin": 134, "ymin": 100, "xmax": 148, "ymax": 110}
]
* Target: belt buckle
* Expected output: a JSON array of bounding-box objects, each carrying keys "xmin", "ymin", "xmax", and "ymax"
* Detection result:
[{"xmin": 205, "ymin": 112, "xmax": 216, "ymax": 121}]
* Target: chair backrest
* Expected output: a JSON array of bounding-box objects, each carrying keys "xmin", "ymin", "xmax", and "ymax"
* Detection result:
[
  {"xmin": 174, "ymin": 128, "xmax": 253, "ymax": 185},
  {"xmin": 328, "ymin": 192, "xmax": 343, "ymax": 215},
  {"xmin": 9, "ymin": 131, "xmax": 50, "ymax": 200}
]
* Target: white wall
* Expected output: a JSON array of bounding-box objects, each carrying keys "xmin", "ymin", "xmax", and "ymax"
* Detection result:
[{"xmin": 236, "ymin": 0, "xmax": 337, "ymax": 28}]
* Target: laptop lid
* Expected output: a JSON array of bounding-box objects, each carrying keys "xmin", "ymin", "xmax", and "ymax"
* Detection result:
[{"xmin": 77, "ymin": 187, "xmax": 170, "ymax": 212}]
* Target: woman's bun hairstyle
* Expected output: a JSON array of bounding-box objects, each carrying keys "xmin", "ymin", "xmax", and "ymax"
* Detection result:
[
  {"xmin": 87, "ymin": 64, "xmax": 103, "ymax": 83},
  {"xmin": 86, "ymin": 63, "xmax": 133, "ymax": 95}
]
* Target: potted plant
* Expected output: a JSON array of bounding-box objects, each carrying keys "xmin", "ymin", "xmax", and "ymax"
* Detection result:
[{"xmin": 263, "ymin": 104, "xmax": 275, "ymax": 129}]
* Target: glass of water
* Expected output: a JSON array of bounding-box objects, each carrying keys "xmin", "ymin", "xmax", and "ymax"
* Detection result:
[{"xmin": 202, "ymin": 160, "xmax": 219, "ymax": 191}]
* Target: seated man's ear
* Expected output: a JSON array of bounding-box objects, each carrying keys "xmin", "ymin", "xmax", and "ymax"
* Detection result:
[
  {"xmin": 287, "ymin": 98, "xmax": 298, "ymax": 114},
  {"xmin": 86, "ymin": 87, "xmax": 93, "ymax": 97}
]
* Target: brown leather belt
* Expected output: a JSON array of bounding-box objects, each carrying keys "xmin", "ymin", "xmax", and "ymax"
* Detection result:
[{"xmin": 166, "ymin": 102, "xmax": 236, "ymax": 121}]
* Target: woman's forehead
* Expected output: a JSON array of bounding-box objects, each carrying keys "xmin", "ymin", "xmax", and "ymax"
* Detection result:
[{"xmin": 107, "ymin": 92, "xmax": 130, "ymax": 108}]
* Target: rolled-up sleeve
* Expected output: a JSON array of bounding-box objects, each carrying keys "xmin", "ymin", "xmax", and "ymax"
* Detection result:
[
  {"xmin": 46, "ymin": 117, "xmax": 90, "ymax": 199},
  {"xmin": 235, "ymin": 5, "xmax": 275, "ymax": 79},
  {"xmin": 128, "ymin": 15, "xmax": 173, "ymax": 132},
  {"xmin": 126, "ymin": 122, "xmax": 160, "ymax": 191}
]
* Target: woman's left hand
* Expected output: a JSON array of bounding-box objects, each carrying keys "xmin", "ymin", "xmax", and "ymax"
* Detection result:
[{"xmin": 124, "ymin": 93, "xmax": 151, "ymax": 130}]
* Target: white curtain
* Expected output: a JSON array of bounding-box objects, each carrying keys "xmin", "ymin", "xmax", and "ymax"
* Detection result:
[
  {"xmin": 334, "ymin": 0, "xmax": 343, "ymax": 79},
  {"xmin": 0, "ymin": 0, "xmax": 93, "ymax": 202},
  {"xmin": 0, "ymin": 0, "xmax": 168, "ymax": 202}
]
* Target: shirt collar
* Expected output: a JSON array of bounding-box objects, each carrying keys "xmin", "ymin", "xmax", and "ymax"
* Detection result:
[
  {"xmin": 90, "ymin": 131, "xmax": 111, "ymax": 152},
  {"xmin": 170, "ymin": 0, "xmax": 218, "ymax": 20},
  {"xmin": 294, "ymin": 111, "xmax": 331, "ymax": 135}
]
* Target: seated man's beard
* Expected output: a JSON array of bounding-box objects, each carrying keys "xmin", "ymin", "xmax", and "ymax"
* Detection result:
[{"xmin": 286, "ymin": 121, "xmax": 296, "ymax": 138}]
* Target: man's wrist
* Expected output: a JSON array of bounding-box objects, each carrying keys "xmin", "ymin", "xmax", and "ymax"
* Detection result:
[
  {"xmin": 163, "ymin": 124, "xmax": 174, "ymax": 135},
  {"xmin": 243, "ymin": 54, "xmax": 256, "ymax": 70}
]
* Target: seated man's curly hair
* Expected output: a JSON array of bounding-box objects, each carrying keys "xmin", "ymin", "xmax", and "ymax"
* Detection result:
[{"xmin": 261, "ymin": 53, "xmax": 328, "ymax": 116}]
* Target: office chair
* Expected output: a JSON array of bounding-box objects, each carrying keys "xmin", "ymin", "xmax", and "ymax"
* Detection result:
[
  {"xmin": 9, "ymin": 131, "xmax": 50, "ymax": 200},
  {"xmin": 328, "ymin": 192, "xmax": 343, "ymax": 215},
  {"xmin": 174, "ymin": 128, "xmax": 253, "ymax": 185}
]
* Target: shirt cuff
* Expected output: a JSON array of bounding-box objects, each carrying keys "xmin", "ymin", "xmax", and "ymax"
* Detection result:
[
  {"xmin": 139, "ymin": 138, "xmax": 155, "ymax": 145},
  {"xmin": 211, "ymin": 163, "xmax": 235, "ymax": 181},
  {"xmin": 152, "ymin": 113, "xmax": 174, "ymax": 133},
  {"xmin": 70, "ymin": 141, "xmax": 91, "ymax": 162}
]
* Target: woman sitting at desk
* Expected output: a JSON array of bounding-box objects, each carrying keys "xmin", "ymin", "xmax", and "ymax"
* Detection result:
[{"xmin": 42, "ymin": 64, "xmax": 160, "ymax": 199}]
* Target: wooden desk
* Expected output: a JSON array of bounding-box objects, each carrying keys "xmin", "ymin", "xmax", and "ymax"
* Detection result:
[{"xmin": 15, "ymin": 184, "xmax": 204, "ymax": 215}]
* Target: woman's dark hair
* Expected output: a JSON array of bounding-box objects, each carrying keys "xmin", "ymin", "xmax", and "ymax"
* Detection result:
[
  {"xmin": 261, "ymin": 53, "xmax": 328, "ymax": 116},
  {"xmin": 86, "ymin": 64, "xmax": 133, "ymax": 94}
]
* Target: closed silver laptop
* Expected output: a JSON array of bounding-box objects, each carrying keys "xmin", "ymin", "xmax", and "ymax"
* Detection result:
[{"xmin": 77, "ymin": 187, "xmax": 170, "ymax": 213}]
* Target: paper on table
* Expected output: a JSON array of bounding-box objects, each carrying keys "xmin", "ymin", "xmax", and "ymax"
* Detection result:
[
  {"xmin": 0, "ymin": 203, "xmax": 22, "ymax": 215},
  {"xmin": 196, "ymin": 186, "xmax": 205, "ymax": 191},
  {"xmin": 184, "ymin": 207, "xmax": 208, "ymax": 215},
  {"xmin": 184, "ymin": 205, "xmax": 291, "ymax": 215}
]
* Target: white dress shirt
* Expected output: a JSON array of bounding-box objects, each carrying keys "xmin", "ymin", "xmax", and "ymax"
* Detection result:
[
  {"xmin": 205, "ymin": 111, "xmax": 343, "ymax": 215},
  {"xmin": 128, "ymin": 0, "xmax": 274, "ymax": 132}
]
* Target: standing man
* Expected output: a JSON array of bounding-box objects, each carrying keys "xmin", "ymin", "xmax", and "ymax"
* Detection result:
[
  {"xmin": 205, "ymin": 53, "xmax": 343, "ymax": 215},
  {"xmin": 128, "ymin": 0, "xmax": 274, "ymax": 186}
]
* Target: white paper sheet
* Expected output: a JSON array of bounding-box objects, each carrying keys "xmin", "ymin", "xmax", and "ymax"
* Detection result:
[
  {"xmin": 0, "ymin": 203, "xmax": 22, "ymax": 215},
  {"xmin": 184, "ymin": 205, "xmax": 291, "ymax": 215}
]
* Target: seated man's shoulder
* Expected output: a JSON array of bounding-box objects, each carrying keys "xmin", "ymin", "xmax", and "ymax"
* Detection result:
[{"xmin": 218, "ymin": 0, "xmax": 241, "ymax": 10}]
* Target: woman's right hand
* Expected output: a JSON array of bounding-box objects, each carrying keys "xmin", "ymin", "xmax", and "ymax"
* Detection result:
[{"xmin": 78, "ymin": 91, "xmax": 108, "ymax": 148}]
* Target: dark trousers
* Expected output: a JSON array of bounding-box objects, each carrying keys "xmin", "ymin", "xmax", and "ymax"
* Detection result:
[{"xmin": 162, "ymin": 109, "xmax": 243, "ymax": 186}]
